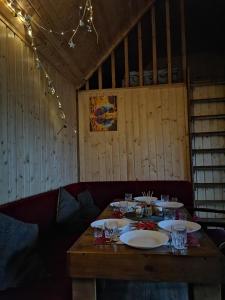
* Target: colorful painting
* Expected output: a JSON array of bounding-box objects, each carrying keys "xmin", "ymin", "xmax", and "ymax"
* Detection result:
[{"xmin": 89, "ymin": 95, "xmax": 117, "ymax": 131}]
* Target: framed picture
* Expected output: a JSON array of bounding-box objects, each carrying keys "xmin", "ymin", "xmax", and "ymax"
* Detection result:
[{"xmin": 89, "ymin": 95, "xmax": 117, "ymax": 131}]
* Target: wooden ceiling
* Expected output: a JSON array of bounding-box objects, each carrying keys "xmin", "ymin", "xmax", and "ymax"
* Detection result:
[{"xmin": 0, "ymin": 0, "xmax": 154, "ymax": 88}]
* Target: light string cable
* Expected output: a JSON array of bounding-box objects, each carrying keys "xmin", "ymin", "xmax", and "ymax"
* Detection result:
[
  {"xmin": 4, "ymin": 0, "xmax": 77, "ymax": 135},
  {"xmin": 27, "ymin": 0, "xmax": 99, "ymax": 48}
]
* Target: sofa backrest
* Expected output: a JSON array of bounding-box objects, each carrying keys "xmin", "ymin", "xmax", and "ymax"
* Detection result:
[
  {"xmin": 0, "ymin": 189, "xmax": 59, "ymax": 234},
  {"xmin": 0, "ymin": 180, "xmax": 193, "ymax": 234},
  {"xmin": 66, "ymin": 180, "xmax": 194, "ymax": 211}
]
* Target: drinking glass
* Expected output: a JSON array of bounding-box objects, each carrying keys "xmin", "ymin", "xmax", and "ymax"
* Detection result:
[
  {"xmin": 104, "ymin": 220, "xmax": 119, "ymax": 241},
  {"xmin": 94, "ymin": 227, "xmax": 104, "ymax": 239},
  {"xmin": 171, "ymin": 223, "xmax": 187, "ymax": 250},
  {"xmin": 161, "ymin": 194, "xmax": 169, "ymax": 202},
  {"xmin": 163, "ymin": 208, "xmax": 176, "ymax": 220},
  {"xmin": 171, "ymin": 197, "xmax": 178, "ymax": 202},
  {"xmin": 125, "ymin": 193, "xmax": 133, "ymax": 201},
  {"xmin": 119, "ymin": 201, "xmax": 128, "ymax": 215},
  {"xmin": 135, "ymin": 205, "xmax": 144, "ymax": 218}
]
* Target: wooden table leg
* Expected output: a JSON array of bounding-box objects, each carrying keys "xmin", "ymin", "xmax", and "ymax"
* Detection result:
[
  {"xmin": 72, "ymin": 278, "xmax": 96, "ymax": 300},
  {"xmin": 193, "ymin": 284, "xmax": 221, "ymax": 300}
]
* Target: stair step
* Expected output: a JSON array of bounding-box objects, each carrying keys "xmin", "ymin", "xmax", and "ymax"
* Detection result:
[
  {"xmin": 192, "ymin": 148, "xmax": 225, "ymax": 154},
  {"xmin": 193, "ymin": 165, "xmax": 225, "ymax": 171},
  {"xmin": 195, "ymin": 200, "xmax": 225, "ymax": 205},
  {"xmin": 192, "ymin": 131, "xmax": 225, "ymax": 137},
  {"xmin": 191, "ymin": 114, "xmax": 225, "ymax": 120},
  {"xmin": 191, "ymin": 97, "xmax": 225, "ymax": 104},
  {"xmin": 194, "ymin": 182, "xmax": 225, "ymax": 188}
]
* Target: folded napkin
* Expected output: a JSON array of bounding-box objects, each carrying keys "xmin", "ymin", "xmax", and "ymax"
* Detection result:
[
  {"xmin": 111, "ymin": 211, "xmax": 124, "ymax": 219},
  {"xmin": 94, "ymin": 236, "xmax": 111, "ymax": 245},
  {"xmin": 135, "ymin": 221, "xmax": 157, "ymax": 230},
  {"xmin": 187, "ymin": 233, "xmax": 200, "ymax": 247}
]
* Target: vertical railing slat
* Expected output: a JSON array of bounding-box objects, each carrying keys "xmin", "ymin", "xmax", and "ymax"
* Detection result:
[
  {"xmin": 165, "ymin": 0, "xmax": 172, "ymax": 84},
  {"xmin": 98, "ymin": 66, "xmax": 102, "ymax": 89},
  {"xmin": 138, "ymin": 22, "xmax": 143, "ymax": 86},
  {"xmin": 180, "ymin": 0, "xmax": 187, "ymax": 82},
  {"xmin": 111, "ymin": 51, "xmax": 116, "ymax": 88},
  {"xmin": 151, "ymin": 5, "xmax": 157, "ymax": 84},
  {"xmin": 124, "ymin": 36, "xmax": 129, "ymax": 87}
]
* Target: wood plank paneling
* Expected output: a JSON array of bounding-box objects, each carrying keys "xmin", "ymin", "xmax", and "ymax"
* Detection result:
[
  {"xmin": 78, "ymin": 84, "xmax": 190, "ymax": 181},
  {"xmin": 0, "ymin": 20, "xmax": 78, "ymax": 204}
]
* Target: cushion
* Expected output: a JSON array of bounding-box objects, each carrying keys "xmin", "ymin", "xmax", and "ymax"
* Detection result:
[
  {"xmin": 77, "ymin": 190, "xmax": 100, "ymax": 220},
  {"xmin": 0, "ymin": 213, "xmax": 46, "ymax": 291},
  {"xmin": 56, "ymin": 187, "xmax": 80, "ymax": 224},
  {"xmin": 56, "ymin": 188, "xmax": 84, "ymax": 234}
]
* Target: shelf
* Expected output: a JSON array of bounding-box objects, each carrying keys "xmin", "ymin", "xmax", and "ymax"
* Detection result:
[
  {"xmin": 193, "ymin": 165, "xmax": 225, "ymax": 171},
  {"xmin": 192, "ymin": 131, "xmax": 225, "ymax": 137},
  {"xmin": 191, "ymin": 114, "xmax": 225, "ymax": 120},
  {"xmin": 194, "ymin": 182, "xmax": 225, "ymax": 188},
  {"xmin": 195, "ymin": 200, "xmax": 225, "ymax": 205},
  {"xmin": 191, "ymin": 97, "xmax": 225, "ymax": 104},
  {"xmin": 192, "ymin": 148, "xmax": 225, "ymax": 154}
]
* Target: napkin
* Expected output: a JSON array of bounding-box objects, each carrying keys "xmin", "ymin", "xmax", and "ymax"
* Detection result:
[
  {"xmin": 187, "ymin": 233, "xmax": 200, "ymax": 247},
  {"xmin": 135, "ymin": 221, "xmax": 157, "ymax": 230},
  {"xmin": 94, "ymin": 236, "xmax": 111, "ymax": 245}
]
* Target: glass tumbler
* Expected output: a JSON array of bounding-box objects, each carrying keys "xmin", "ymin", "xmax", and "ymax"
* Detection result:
[{"xmin": 171, "ymin": 223, "xmax": 187, "ymax": 250}]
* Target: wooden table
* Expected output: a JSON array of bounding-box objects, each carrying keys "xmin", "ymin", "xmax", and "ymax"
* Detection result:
[{"xmin": 67, "ymin": 206, "xmax": 225, "ymax": 300}]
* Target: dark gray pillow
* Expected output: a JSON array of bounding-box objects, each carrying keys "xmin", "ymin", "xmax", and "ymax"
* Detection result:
[
  {"xmin": 57, "ymin": 187, "xmax": 80, "ymax": 224},
  {"xmin": 0, "ymin": 213, "xmax": 46, "ymax": 291},
  {"xmin": 57, "ymin": 187, "xmax": 84, "ymax": 234},
  {"xmin": 77, "ymin": 190, "xmax": 100, "ymax": 219}
]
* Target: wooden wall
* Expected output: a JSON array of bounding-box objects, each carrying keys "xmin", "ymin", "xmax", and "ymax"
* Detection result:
[
  {"xmin": 78, "ymin": 84, "xmax": 190, "ymax": 182},
  {"xmin": 0, "ymin": 20, "xmax": 78, "ymax": 204}
]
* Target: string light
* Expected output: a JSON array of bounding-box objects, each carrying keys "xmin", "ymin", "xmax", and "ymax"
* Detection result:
[
  {"xmin": 4, "ymin": 0, "xmax": 78, "ymax": 135},
  {"xmin": 68, "ymin": 0, "xmax": 98, "ymax": 48}
]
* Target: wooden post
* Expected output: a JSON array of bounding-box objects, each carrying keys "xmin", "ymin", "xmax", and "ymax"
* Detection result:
[
  {"xmin": 98, "ymin": 66, "xmax": 102, "ymax": 89},
  {"xmin": 138, "ymin": 22, "xmax": 143, "ymax": 86},
  {"xmin": 111, "ymin": 51, "xmax": 116, "ymax": 88},
  {"xmin": 165, "ymin": 0, "xmax": 172, "ymax": 84},
  {"xmin": 124, "ymin": 36, "xmax": 129, "ymax": 87},
  {"xmin": 151, "ymin": 5, "xmax": 157, "ymax": 84},
  {"xmin": 85, "ymin": 80, "xmax": 89, "ymax": 90},
  {"xmin": 72, "ymin": 279, "xmax": 96, "ymax": 300},
  {"xmin": 180, "ymin": 0, "xmax": 187, "ymax": 82}
]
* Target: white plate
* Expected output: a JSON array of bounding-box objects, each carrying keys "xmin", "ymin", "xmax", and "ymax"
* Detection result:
[
  {"xmin": 120, "ymin": 230, "xmax": 169, "ymax": 249},
  {"xmin": 110, "ymin": 201, "xmax": 138, "ymax": 208},
  {"xmin": 91, "ymin": 218, "xmax": 131, "ymax": 229},
  {"xmin": 153, "ymin": 201, "xmax": 184, "ymax": 208},
  {"xmin": 158, "ymin": 220, "xmax": 201, "ymax": 233},
  {"xmin": 133, "ymin": 196, "xmax": 158, "ymax": 205}
]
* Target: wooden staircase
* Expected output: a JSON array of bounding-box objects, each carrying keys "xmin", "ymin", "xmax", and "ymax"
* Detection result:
[{"xmin": 190, "ymin": 85, "xmax": 225, "ymax": 212}]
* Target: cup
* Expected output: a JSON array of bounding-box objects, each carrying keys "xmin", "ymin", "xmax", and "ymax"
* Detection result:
[
  {"xmin": 125, "ymin": 193, "xmax": 133, "ymax": 201},
  {"xmin": 104, "ymin": 220, "xmax": 119, "ymax": 241},
  {"xmin": 171, "ymin": 223, "xmax": 187, "ymax": 250}
]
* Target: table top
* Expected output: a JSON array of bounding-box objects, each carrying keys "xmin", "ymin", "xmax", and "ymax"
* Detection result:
[{"xmin": 67, "ymin": 205, "xmax": 225, "ymax": 284}]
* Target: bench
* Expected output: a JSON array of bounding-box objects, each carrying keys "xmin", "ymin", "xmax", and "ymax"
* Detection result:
[{"xmin": 0, "ymin": 180, "xmax": 193, "ymax": 300}]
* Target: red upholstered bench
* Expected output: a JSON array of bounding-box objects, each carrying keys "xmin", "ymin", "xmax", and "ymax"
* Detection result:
[{"xmin": 0, "ymin": 180, "xmax": 193, "ymax": 300}]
